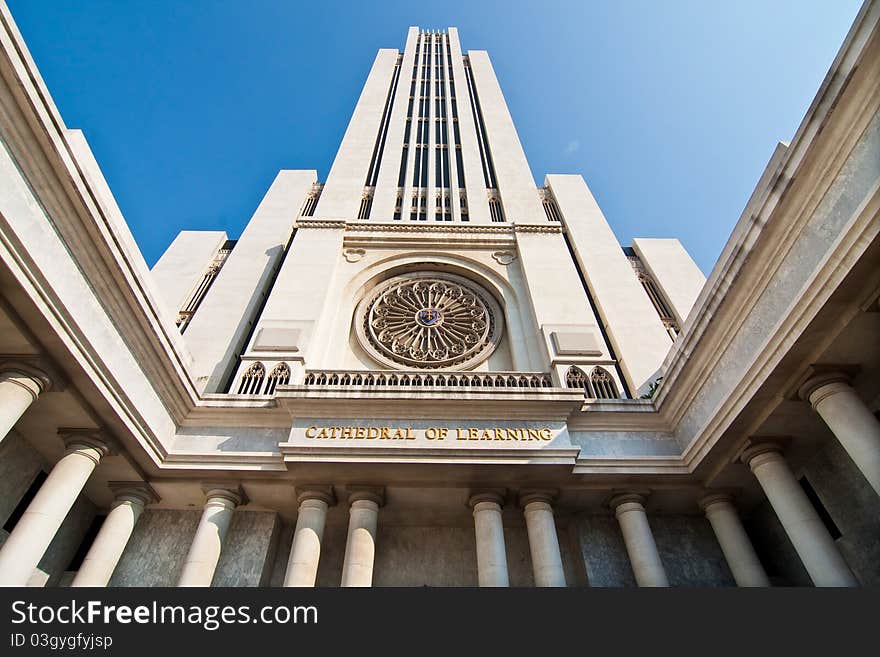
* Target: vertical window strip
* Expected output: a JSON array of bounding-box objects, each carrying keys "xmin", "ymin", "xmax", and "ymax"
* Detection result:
[
  {"xmin": 627, "ymin": 254, "xmax": 680, "ymax": 339},
  {"xmin": 176, "ymin": 240, "xmax": 236, "ymax": 332},
  {"xmin": 398, "ymin": 119, "xmax": 411, "ymax": 189},
  {"xmin": 423, "ymin": 33, "xmax": 432, "ymax": 191},
  {"xmin": 435, "ymin": 146, "xmax": 442, "ymax": 188},
  {"xmin": 437, "ymin": 34, "xmax": 450, "ymax": 221},
  {"xmin": 300, "ymin": 184, "xmax": 322, "ymax": 217},
  {"xmin": 364, "ymin": 56, "xmax": 401, "ymax": 201},
  {"xmin": 441, "ymin": 36, "xmax": 463, "ymax": 221},
  {"xmin": 463, "ymin": 60, "xmax": 497, "ymax": 189},
  {"xmin": 539, "ymin": 187, "xmax": 562, "ymax": 222},
  {"xmin": 357, "ymin": 191, "xmax": 374, "ymax": 220},
  {"xmin": 562, "ymin": 234, "xmax": 632, "ymax": 398},
  {"xmin": 398, "ymin": 39, "xmax": 420, "ymax": 202},
  {"xmin": 393, "ymin": 189, "xmax": 402, "ymax": 221},
  {"xmin": 410, "ymin": 34, "xmax": 431, "ymax": 213},
  {"xmin": 488, "ymin": 196, "xmax": 504, "ymax": 223}
]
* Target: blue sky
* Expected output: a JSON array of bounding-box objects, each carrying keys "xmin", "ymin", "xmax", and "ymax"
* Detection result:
[{"xmin": 7, "ymin": 0, "xmax": 863, "ymax": 273}]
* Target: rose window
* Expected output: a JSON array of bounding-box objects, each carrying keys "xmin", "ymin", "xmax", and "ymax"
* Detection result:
[{"xmin": 355, "ymin": 273, "xmax": 503, "ymax": 369}]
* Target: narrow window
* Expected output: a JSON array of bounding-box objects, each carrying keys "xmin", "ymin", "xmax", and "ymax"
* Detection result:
[
  {"xmin": 237, "ymin": 362, "xmax": 266, "ymax": 395},
  {"xmin": 463, "ymin": 59, "xmax": 498, "ymax": 188},
  {"xmin": 300, "ymin": 184, "xmax": 322, "ymax": 217},
  {"xmin": 565, "ymin": 366, "xmax": 589, "ymax": 393},
  {"xmin": 564, "ymin": 365, "xmax": 619, "ymax": 400},
  {"xmin": 590, "ymin": 367, "xmax": 619, "ymax": 399},
  {"xmin": 627, "ymin": 254, "xmax": 680, "ymax": 339},
  {"xmin": 488, "ymin": 194, "xmax": 505, "ymax": 223},
  {"xmin": 176, "ymin": 240, "xmax": 236, "ymax": 332},
  {"xmin": 393, "ymin": 190, "xmax": 403, "ymax": 221},
  {"xmin": 357, "ymin": 190, "xmax": 374, "ymax": 220},
  {"xmin": 265, "ymin": 362, "xmax": 291, "ymax": 395},
  {"xmin": 364, "ymin": 57, "xmax": 401, "ymax": 196},
  {"xmin": 540, "ymin": 188, "xmax": 562, "ymax": 222}
]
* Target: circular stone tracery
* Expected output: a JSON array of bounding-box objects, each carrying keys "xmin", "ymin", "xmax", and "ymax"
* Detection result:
[{"xmin": 356, "ymin": 273, "xmax": 503, "ymax": 370}]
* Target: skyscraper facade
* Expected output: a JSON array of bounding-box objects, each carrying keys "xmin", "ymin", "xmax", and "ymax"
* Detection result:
[{"xmin": 0, "ymin": 12, "xmax": 878, "ymax": 588}]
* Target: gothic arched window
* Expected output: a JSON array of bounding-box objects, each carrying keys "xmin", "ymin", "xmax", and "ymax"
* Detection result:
[
  {"xmin": 237, "ymin": 362, "xmax": 266, "ymax": 395},
  {"xmin": 565, "ymin": 365, "xmax": 619, "ymax": 399},
  {"xmin": 265, "ymin": 362, "xmax": 291, "ymax": 394},
  {"xmin": 565, "ymin": 365, "xmax": 589, "ymax": 390},
  {"xmin": 590, "ymin": 366, "xmax": 619, "ymax": 400}
]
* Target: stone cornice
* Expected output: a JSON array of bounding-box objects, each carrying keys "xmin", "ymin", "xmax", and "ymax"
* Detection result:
[
  {"xmin": 296, "ymin": 220, "xmax": 563, "ymax": 235},
  {"xmin": 274, "ymin": 385, "xmax": 585, "ymax": 421},
  {"xmin": 513, "ymin": 223, "xmax": 563, "ymax": 234},
  {"xmin": 295, "ymin": 219, "xmax": 347, "ymax": 229}
]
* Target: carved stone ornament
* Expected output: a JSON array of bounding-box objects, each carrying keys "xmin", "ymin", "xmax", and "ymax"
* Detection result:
[
  {"xmin": 492, "ymin": 250, "xmax": 517, "ymax": 265},
  {"xmin": 355, "ymin": 272, "xmax": 504, "ymax": 370},
  {"xmin": 344, "ymin": 248, "xmax": 366, "ymax": 263}
]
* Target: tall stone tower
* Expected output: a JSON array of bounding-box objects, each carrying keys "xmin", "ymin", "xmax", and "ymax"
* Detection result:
[{"xmin": 153, "ymin": 27, "xmax": 705, "ymax": 399}]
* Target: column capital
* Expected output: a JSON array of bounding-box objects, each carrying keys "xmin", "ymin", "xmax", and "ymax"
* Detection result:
[
  {"xmin": 59, "ymin": 429, "xmax": 115, "ymax": 460},
  {"xmin": 519, "ymin": 489, "xmax": 558, "ymax": 508},
  {"xmin": 108, "ymin": 481, "xmax": 160, "ymax": 506},
  {"xmin": 608, "ymin": 490, "xmax": 650, "ymax": 511},
  {"xmin": 792, "ymin": 364, "xmax": 859, "ymax": 402},
  {"xmin": 347, "ymin": 485, "xmax": 385, "ymax": 507},
  {"xmin": 295, "ymin": 485, "xmax": 336, "ymax": 506},
  {"xmin": 0, "ymin": 357, "xmax": 60, "ymax": 394},
  {"xmin": 737, "ymin": 438, "xmax": 788, "ymax": 469},
  {"xmin": 468, "ymin": 489, "xmax": 506, "ymax": 508},
  {"xmin": 697, "ymin": 490, "xmax": 736, "ymax": 511},
  {"xmin": 200, "ymin": 483, "xmax": 247, "ymax": 507}
]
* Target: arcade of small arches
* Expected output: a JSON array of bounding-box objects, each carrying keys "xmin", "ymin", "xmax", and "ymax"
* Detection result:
[
  {"xmin": 234, "ymin": 362, "xmax": 619, "ymax": 399},
  {"xmin": 236, "ymin": 361, "xmax": 291, "ymax": 395}
]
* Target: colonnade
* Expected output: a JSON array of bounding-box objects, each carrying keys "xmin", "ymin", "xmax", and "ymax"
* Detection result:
[{"xmin": 0, "ymin": 367, "xmax": 876, "ymax": 587}]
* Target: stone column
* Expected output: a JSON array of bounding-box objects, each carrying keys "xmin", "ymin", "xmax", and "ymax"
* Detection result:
[
  {"xmin": 468, "ymin": 490, "xmax": 509, "ymax": 587},
  {"xmin": 71, "ymin": 482, "xmax": 159, "ymax": 587},
  {"xmin": 284, "ymin": 486, "xmax": 335, "ymax": 587},
  {"xmin": 741, "ymin": 442, "xmax": 857, "ymax": 586},
  {"xmin": 698, "ymin": 492, "xmax": 770, "ymax": 587},
  {"xmin": 609, "ymin": 492, "xmax": 669, "ymax": 587},
  {"xmin": 800, "ymin": 371, "xmax": 880, "ymax": 497},
  {"xmin": 177, "ymin": 485, "xmax": 246, "ymax": 587},
  {"xmin": 340, "ymin": 487, "xmax": 384, "ymax": 587},
  {"xmin": 0, "ymin": 363, "xmax": 51, "ymax": 445},
  {"xmin": 0, "ymin": 430, "xmax": 110, "ymax": 586},
  {"xmin": 520, "ymin": 490, "xmax": 566, "ymax": 587}
]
